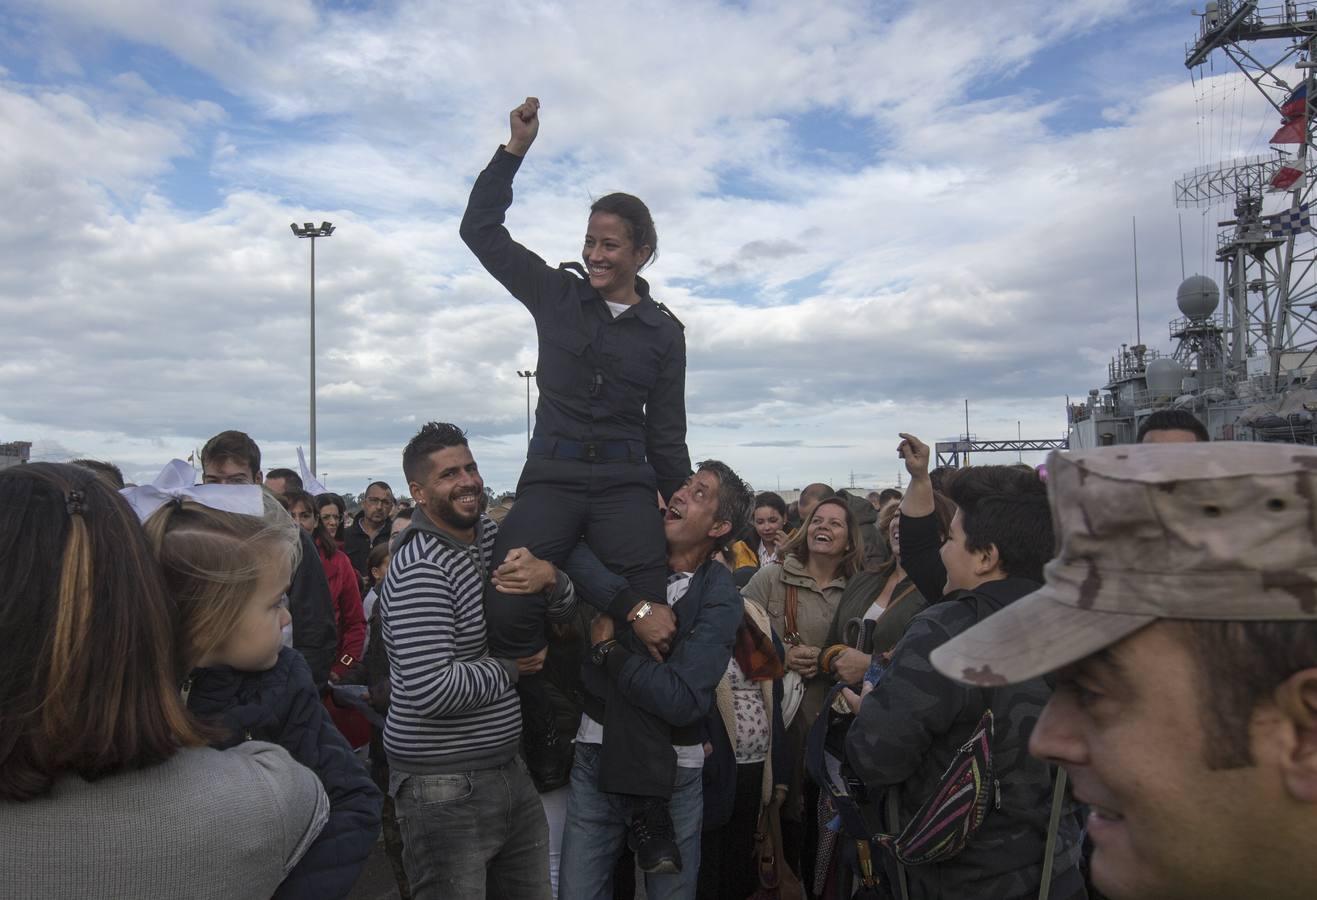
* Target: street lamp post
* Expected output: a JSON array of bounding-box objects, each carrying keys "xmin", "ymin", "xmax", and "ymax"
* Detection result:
[
  {"xmin": 290, "ymin": 221, "xmax": 335, "ymax": 475},
  {"xmin": 516, "ymin": 370, "xmax": 536, "ymax": 447}
]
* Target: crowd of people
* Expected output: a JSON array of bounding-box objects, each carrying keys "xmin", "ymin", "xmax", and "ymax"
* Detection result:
[{"xmin": 4, "ymin": 94, "xmax": 1317, "ymax": 900}]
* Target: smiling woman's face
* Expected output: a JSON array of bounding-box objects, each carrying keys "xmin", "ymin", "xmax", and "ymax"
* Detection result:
[{"xmin": 806, "ymin": 502, "xmax": 848, "ymax": 559}]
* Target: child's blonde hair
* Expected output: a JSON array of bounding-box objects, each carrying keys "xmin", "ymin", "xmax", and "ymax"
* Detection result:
[{"xmin": 143, "ymin": 490, "xmax": 301, "ymax": 668}]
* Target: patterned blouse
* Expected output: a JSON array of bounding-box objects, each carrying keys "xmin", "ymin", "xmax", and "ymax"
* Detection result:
[{"xmin": 726, "ymin": 658, "xmax": 770, "ymax": 764}]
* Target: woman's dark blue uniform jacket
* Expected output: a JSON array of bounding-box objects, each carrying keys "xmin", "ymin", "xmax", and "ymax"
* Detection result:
[
  {"xmin": 459, "ymin": 146, "xmax": 691, "ymax": 501},
  {"xmin": 187, "ymin": 646, "xmax": 382, "ymax": 900}
]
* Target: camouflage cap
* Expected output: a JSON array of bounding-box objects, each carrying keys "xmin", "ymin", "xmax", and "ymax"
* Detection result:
[{"xmin": 931, "ymin": 442, "xmax": 1317, "ymax": 687}]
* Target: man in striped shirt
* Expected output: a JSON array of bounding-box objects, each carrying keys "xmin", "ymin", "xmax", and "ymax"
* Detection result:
[{"xmin": 380, "ymin": 421, "xmax": 575, "ymax": 900}]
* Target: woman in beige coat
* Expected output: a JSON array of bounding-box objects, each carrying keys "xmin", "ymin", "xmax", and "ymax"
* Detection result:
[{"xmin": 740, "ymin": 497, "xmax": 865, "ymax": 886}]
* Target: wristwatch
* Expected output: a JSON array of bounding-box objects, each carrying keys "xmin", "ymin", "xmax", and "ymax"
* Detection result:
[
  {"xmin": 591, "ymin": 639, "xmax": 619, "ymax": 667},
  {"xmin": 629, "ymin": 601, "xmax": 654, "ymax": 622}
]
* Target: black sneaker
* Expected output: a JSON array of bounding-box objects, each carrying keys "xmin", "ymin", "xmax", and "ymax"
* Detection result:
[
  {"xmin": 519, "ymin": 683, "xmax": 572, "ymax": 792},
  {"xmin": 628, "ymin": 799, "xmax": 682, "ymax": 875},
  {"xmin": 523, "ymin": 724, "xmax": 572, "ymax": 792}
]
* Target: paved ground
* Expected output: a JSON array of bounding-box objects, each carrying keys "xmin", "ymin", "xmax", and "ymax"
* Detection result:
[
  {"xmin": 345, "ymin": 842, "xmax": 652, "ymax": 900},
  {"xmin": 346, "ymin": 844, "xmax": 403, "ymax": 900}
]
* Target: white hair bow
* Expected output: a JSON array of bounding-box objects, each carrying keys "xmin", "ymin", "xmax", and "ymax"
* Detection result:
[{"xmin": 120, "ymin": 459, "xmax": 265, "ymax": 523}]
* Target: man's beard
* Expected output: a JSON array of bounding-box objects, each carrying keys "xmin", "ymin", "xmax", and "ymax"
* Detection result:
[{"xmin": 431, "ymin": 491, "xmax": 480, "ymax": 529}]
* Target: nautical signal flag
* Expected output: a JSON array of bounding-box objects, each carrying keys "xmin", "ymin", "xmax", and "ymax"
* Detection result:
[
  {"xmin": 1272, "ymin": 84, "xmax": 1308, "ymax": 145},
  {"xmin": 1263, "ymin": 202, "xmax": 1312, "ymax": 238},
  {"xmin": 1282, "ymin": 84, "xmax": 1308, "ymax": 119},
  {"xmin": 1272, "ymin": 116, "xmax": 1306, "ymax": 144},
  {"xmin": 1270, "ymin": 157, "xmax": 1305, "ymax": 191}
]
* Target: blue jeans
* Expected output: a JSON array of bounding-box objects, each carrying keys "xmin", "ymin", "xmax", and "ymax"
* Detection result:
[
  {"xmin": 392, "ymin": 756, "xmax": 551, "ymax": 900},
  {"xmin": 559, "ymin": 742, "xmax": 703, "ymax": 900}
]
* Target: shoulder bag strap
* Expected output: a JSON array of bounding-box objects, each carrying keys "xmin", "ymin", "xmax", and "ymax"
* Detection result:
[
  {"xmin": 1037, "ymin": 766, "xmax": 1068, "ymax": 900},
  {"xmin": 785, "ymin": 584, "xmax": 799, "ymax": 640},
  {"xmin": 885, "ymin": 789, "xmax": 910, "ymax": 900}
]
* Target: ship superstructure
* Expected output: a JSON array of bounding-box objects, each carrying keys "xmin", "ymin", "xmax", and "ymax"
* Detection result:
[{"xmin": 1069, "ymin": 1, "xmax": 1317, "ymax": 447}]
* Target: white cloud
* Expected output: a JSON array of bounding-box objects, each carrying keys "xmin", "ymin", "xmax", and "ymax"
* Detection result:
[{"xmin": 0, "ymin": 0, "xmax": 1272, "ymax": 493}]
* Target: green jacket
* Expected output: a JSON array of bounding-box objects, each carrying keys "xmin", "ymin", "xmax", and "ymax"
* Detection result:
[{"xmin": 824, "ymin": 569, "xmax": 928, "ymax": 657}]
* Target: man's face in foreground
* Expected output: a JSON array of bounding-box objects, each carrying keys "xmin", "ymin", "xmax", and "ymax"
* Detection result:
[{"xmin": 1029, "ymin": 622, "xmax": 1296, "ymax": 900}]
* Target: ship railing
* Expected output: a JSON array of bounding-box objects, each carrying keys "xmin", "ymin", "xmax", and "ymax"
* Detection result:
[{"xmin": 1169, "ymin": 315, "xmax": 1224, "ymax": 338}]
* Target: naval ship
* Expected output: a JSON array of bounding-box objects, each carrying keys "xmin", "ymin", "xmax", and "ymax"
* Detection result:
[{"xmin": 1068, "ymin": 1, "xmax": 1317, "ymax": 448}]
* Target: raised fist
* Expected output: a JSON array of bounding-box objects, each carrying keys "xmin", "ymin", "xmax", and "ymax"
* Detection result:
[{"xmin": 506, "ymin": 97, "xmax": 540, "ymax": 156}]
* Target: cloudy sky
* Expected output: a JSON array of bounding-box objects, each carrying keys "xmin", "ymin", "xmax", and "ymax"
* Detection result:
[{"xmin": 0, "ymin": 0, "xmax": 1287, "ymax": 494}]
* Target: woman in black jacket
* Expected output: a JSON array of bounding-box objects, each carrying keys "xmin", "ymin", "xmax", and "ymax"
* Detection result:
[{"xmin": 460, "ymin": 96, "xmax": 691, "ymax": 866}]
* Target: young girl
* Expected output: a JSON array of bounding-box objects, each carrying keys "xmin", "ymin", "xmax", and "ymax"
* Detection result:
[
  {"xmin": 138, "ymin": 480, "xmax": 382, "ymax": 900},
  {"xmin": 362, "ymin": 540, "xmax": 391, "ymax": 638}
]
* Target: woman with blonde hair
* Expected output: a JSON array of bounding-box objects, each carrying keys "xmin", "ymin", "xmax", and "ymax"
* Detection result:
[
  {"xmin": 740, "ymin": 495, "xmax": 864, "ymax": 887},
  {"xmin": 139, "ymin": 475, "xmax": 381, "ymax": 900},
  {"xmin": 820, "ymin": 493, "xmax": 956, "ymax": 686},
  {"xmin": 0, "ymin": 463, "xmax": 328, "ymax": 900}
]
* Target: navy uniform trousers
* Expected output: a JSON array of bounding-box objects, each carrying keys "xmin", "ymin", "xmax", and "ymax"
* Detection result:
[{"xmin": 484, "ymin": 454, "xmax": 677, "ymax": 798}]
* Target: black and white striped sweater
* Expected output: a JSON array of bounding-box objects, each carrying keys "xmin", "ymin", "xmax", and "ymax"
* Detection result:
[{"xmin": 379, "ymin": 512, "xmax": 521, "ymax": 773}]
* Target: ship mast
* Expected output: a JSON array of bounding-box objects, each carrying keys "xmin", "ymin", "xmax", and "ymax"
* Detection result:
[{"xmin": 1178, "ymin": 1, "xmax": 1317, "ymax": 386}]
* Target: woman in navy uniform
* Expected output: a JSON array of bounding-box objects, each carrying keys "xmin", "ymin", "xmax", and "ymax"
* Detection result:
[{"xmin": 460, "ymin": 98, "xmax": 690, "ymax": 795}]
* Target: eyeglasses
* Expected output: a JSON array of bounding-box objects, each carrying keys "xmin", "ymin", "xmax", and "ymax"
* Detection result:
[{"xmin": 364, "ymin": 497, "xmax": 395, "ymax": 507}]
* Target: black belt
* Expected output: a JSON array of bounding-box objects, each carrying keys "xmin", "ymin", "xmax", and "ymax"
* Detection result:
[{"xmin": 529, "ymin": 437, "xmax": 646, "ymax": 463}]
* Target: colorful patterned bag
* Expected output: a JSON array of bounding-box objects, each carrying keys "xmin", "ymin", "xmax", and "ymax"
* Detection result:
[{"xmin": 880, "ymin": 707, "xmax": 996, "ymax": 866}]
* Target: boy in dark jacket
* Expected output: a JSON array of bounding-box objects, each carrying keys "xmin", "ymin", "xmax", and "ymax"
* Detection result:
[{"xmin": 843, "ymin": 436, "xmax": 1086, "ymax": 900}]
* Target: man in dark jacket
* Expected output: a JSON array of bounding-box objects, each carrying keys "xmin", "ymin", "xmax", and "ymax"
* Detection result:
[
  {"xmin": 345, "ymin": 480, "xmax": 395, "ymax": 575},
  {"xmin": 843, "ymin": 435, "xmax": 1086, "ymax": 900},
  {"xmin": 201, "ymin": 430, "xmax": 338, "ymax": 687},
  {"xmin": 555, "ymin": 460, "xmax": 752, "ymax": 900}
]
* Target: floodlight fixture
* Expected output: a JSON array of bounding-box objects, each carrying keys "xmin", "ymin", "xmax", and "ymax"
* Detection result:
[{"xmin": 290, "ymin": 220, "xmax": 336, "ymax": 473}]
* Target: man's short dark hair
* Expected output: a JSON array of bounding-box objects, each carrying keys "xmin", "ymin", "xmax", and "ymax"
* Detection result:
[
  {"xmin": 878, "ymin": 488, "xmax": 903, "ymax": 505},
  {"xmin": 70, "ymin": 459, "xmax": 125, "ymax": 490},
  {"xmin": 402, "ymin": 422, "xmax": 469, "ymax": 484},
  {"xmin": 366, "ymin": 480, "xmax": 393, "ymax": 495},
  {"xmin": 394, "ymin": 507, "xmax": 414, "ymax": 522},
  {"xmin": 946, "ymin": 466, "xmax": 1053, "ymax": 583},
  {"xmin": 266, "ymin": 468, "xmax": 302, "ymax": 491},
  {"xmin": 696, "ymin": 460, "xmax": 753, "ymax": 555},
  {"xmin": 201, "ymin": 430, "xmax": 261, "ymax": 478},
  {"xmin": 1179, "ymin": 620, "xmax": 1317, "ymax": 769},
  {"xmin": 1137, "ymin": 409, "xmax": 1210, "ymax": 443},
  {"xmin": 929, "ymin": 466, "xmax": 958, "ymax": 494}
]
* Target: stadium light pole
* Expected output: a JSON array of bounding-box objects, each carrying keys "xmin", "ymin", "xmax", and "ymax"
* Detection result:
[
  {"xmin": 516, "ymin": 370, "xmax": 536, "ymax": 447},
  {"xmin": 290, "ymin": 221, "xmax": 335, "ymax": 475}
]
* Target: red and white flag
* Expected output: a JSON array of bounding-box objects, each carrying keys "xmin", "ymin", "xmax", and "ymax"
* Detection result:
[{"xmin": 1270, "ymin": 157, "xmax": 1306, "ymax": 191}]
